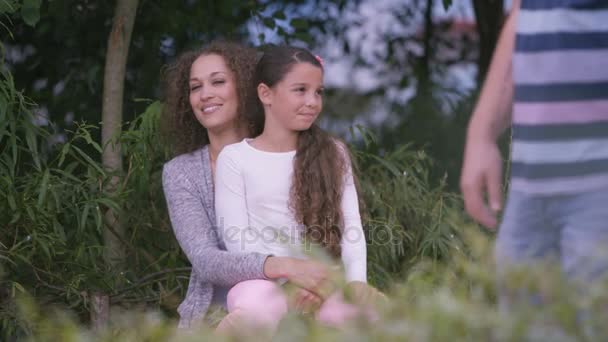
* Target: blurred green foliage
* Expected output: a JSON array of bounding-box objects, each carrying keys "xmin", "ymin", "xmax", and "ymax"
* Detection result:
[{"xmin": 12, "ymin": 228, "xmax": 608, "ymax": 341}]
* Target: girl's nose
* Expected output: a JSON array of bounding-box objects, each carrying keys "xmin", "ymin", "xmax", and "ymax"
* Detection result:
[{"xmin": 306, "ymin": 94, "xmax": 320, "ymax": 108}]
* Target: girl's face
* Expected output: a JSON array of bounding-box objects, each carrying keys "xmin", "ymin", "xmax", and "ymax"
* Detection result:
[
  {"xmin": 188, "ymin": 54, "xmax": 239, "ymax": 133},
  {"xmin": 262, "ymin": 62, "xmax": 324, "ymax": 132}
]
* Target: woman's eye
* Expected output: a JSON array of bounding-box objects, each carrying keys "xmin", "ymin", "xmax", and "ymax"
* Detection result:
[
  {"xmin": 212, "ymin": 79, "xmax": 226, "ymax": 85},
  {"xmin": 189, "ymin": 84, "xmax": 201, "ymax": 91},
  {"xmin": 295, "ymin": 87, "xmax": 305, "ymax": 92},
  {"xmin": 316, "ymin": 89, "xmax": 324, "ymax": 95}
]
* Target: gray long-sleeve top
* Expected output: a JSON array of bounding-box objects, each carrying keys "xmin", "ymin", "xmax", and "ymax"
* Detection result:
[{"xmin": 162, "ymin": 146, "xmax": 270, "ymax": 328}]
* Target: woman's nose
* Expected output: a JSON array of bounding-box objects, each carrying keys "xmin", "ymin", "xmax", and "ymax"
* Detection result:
[{"xmin": 199, "ymin": 86, "xmax": 213, "ymax": 101}]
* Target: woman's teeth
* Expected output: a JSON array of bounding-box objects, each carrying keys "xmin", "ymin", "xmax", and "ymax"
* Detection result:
[{"xmin": 203, "ymin": 105, "xmax": 221, "ymax": 114}]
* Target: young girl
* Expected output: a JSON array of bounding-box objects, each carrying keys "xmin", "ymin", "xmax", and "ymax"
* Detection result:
[{"xmin": 215, "ymin": 45, "xmax": 375, "ymax": 333}]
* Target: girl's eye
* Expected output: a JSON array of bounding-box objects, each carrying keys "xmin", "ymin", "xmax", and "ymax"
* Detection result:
[
  {"xmin": 295, "ymin": 87, "xmax": 305, "ymax": 93},
  {"xmin": 316, "ymin": 89, "xmax": 324, "ymax": 95}
]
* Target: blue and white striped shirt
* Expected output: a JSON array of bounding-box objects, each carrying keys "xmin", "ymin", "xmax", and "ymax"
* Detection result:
[{"xmin": 510, "ymin": 0, "xmax": 608, "ymax": 194}]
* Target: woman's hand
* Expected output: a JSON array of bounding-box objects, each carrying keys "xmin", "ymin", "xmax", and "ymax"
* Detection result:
[{"xmin": 264, "ymin": 256, "xmax": 335, "ymax": 299}]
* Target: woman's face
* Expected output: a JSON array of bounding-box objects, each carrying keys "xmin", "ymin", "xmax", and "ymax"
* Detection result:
[{"xmin": 188, "ymin": 54, "xmax": 239, "ymax": 134}]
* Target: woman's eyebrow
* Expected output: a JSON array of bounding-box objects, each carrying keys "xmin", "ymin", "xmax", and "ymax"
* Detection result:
[{"xmin": 189, "ymin": 71, "xmax": 227, "ymax": 81}]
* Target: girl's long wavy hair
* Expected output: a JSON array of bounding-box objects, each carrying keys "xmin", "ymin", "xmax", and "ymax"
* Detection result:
[
  {"xmin": 161, "ymin": 41, "xmax": 263, "ymax": 157},
  {"xmin": 251, "ymin": 45, "xmax": 364, "ymax": 258}
]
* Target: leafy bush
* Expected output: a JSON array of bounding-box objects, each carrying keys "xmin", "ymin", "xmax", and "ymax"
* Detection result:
[
  {"xmin": 350, "ymin": 127, "xmax": 466, "ymax": 289},
  {"xmin": 13, "ymin": 228, "xmax": 608, "ymax": 341}
]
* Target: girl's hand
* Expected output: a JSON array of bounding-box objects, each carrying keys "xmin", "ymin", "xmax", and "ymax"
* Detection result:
[
  {"xmin": 264, "ymin": 256, "xmax": 335, "ymax": 299},
  {"xmin": 285, "ymin": 258, "xmax": 337, "ymax": 299},
  {"xmin": 344, "ymin": 281, "xmax": 388, "ymax": 306},
  {"xmin": 290, "ymin": 287, "xmax": 323, "ymax": 315}
]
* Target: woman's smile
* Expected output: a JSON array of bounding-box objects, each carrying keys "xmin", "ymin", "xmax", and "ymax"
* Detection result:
[{"xmin": 202, "ymin": 104, "xmax": 223, "ymax": 114}]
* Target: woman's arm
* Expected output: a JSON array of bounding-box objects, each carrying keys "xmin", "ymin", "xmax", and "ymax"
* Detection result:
[{"xmin": 162, "ymin": 161, "xmax": 268, "ymax": 287}]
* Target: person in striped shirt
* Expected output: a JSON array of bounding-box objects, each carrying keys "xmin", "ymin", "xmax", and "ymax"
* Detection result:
[{"xmin": 461, "ymin": 0, "xmax": 608, "ymax": 299}]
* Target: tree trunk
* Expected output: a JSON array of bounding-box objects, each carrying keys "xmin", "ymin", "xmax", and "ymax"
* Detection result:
[
  {"xmin": 90, "ymin": 291, "xmax": 110, "ymax": 331},
  {"xmin": 409, "ymin": 0, "xmax": 435, "ymax": 124},
  {"xmin": 95, "ymin": 0, "xmax": 139, "ymax": 330},
  {"xmin": 472, "ymin": 0, "xmax": 505, "ymax": 84},
  {"xmin": 417, "ymin": 0, "xmax": 434, "ymax": 98}
]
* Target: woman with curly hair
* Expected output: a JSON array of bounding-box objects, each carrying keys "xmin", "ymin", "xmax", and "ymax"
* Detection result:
[
  {"xmin": 161, "ymin": 41, "xmax": 334, "ymax": 329},
  {"xmin": 215, "ymin": 45, "xmax": 381, "ymax": 334}
]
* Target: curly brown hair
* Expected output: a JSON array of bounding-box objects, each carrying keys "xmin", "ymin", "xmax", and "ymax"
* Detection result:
[
  {"xmin": 252, "ymin": 45, "xmax": 365, "ymax": 258},
  {"xmin": 161, "ymin": 41, "xmax": 262, "ymax": 156}
]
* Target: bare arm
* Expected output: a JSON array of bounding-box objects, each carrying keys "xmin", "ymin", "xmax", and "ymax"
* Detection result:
[
  {"xmin": 467, "ymin": 0, "xmax": 520, "ymax": 141},
  {"xmin": 461, "ymin": 0, "xmax": 520, "ymax": 229}
]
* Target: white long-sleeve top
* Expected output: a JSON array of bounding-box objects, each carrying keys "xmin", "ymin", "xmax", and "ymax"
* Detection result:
[{"xmin": 215, "ymin": 139, "xmax": 367, "ymax": 283}]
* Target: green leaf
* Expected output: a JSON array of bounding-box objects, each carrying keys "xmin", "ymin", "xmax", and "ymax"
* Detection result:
[
  {"xmin": 54, "ymin": 167, "xmax": 81, "ymax": 183},
  {"xmin": 354, "ymin": 125, "xmax": 378, "ymax": 147},
  {"xmin": 0, "ymin": 0, "xmax": 18, "ymax": 14},
  {"xmin": 71, "ymin": 145, "xmax": 104, "ymax": 175},
  {"xmin": 75, "ymin": 245, "xmax": 83, "ymax": 260},
  {"xmin": 37, "ymin": 238, "xmax": 51, "ymax": 259},
  {"xmin": 442, "ymin": 0, "xmax": 452, "ymax": 10},
  {"xmin": 96, "ymin": 198, "xmax": 121, "ymax": 213},
  {"xmin": 370, "ymin": 155, "xmax": 401, "ymax": 178},
  {"xmin": 64, "ymin": 161, "xmax": 79, "ymax": 175},
  {"xmin": 10, "ymin": 123, "xmax": 17, "ymax": 170},
  {"xmin": 21, "ymin": 0, "xmax": 42, "ymax": 27},
  {"xmin": 0, "ymin": 93, "xmax": 7, "ymax": 123},
  {"xmin": 7, "ymin": 192, "xmax": 16, "ymax": 210},
  {"xmin": 290, "ymin": 18, "xmax": 308, "ymax": 30},
  {"xmin": 263, "ymin": 17, "xmax": 275, "ymax": 29},
  {"xmin": 36, "ymin": 168, "xmax": 50, "ymax": 208},
  {"xmin": 80, "ymin": 204, "xmax": 90, "ymax": 233},
  {"xmin": 58, "ymin": 142, "xmax": 70, "ymax": 166},
  {"xmin": 12, "ymin": 281, "xmax": 26, "ymax": 295},
  {"xmin": 25, "ymin": 123, "xmax": 40, "ymax": 170},
  {"xmin": 80, "ymin": 128, "xmax": 102, "ymax": 153},
  {"xmin": 25, "ymin": 202, "xmax": 35, "ymax": 222},
  {"xmin": 12, "ymin": 253, "xmax": 31, "ymax": 266},
  {"xmin": 9, "ymin": 210, "xmax": 20, "ymax": 224},
  {"xmin": 53, "ymin": 218, "xmax": 66, "ymax": 242},
  {"xmin": 94, "ymin": 204, "xmax": 102, "ymax": 232},
  {"xmin": 0, "ymin": 255, "xmax": 16, "ymax": 267},
  {"xmin": 294, "ymin": 32, "xmax": 312, "ymax": 44},
  {"xmin": 273, "ymin": 10, "xmax": 286, "ymax": 20},
  {"xmin": 277, "ymin": 26, "xmax": 288, "ymax": 38}
]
